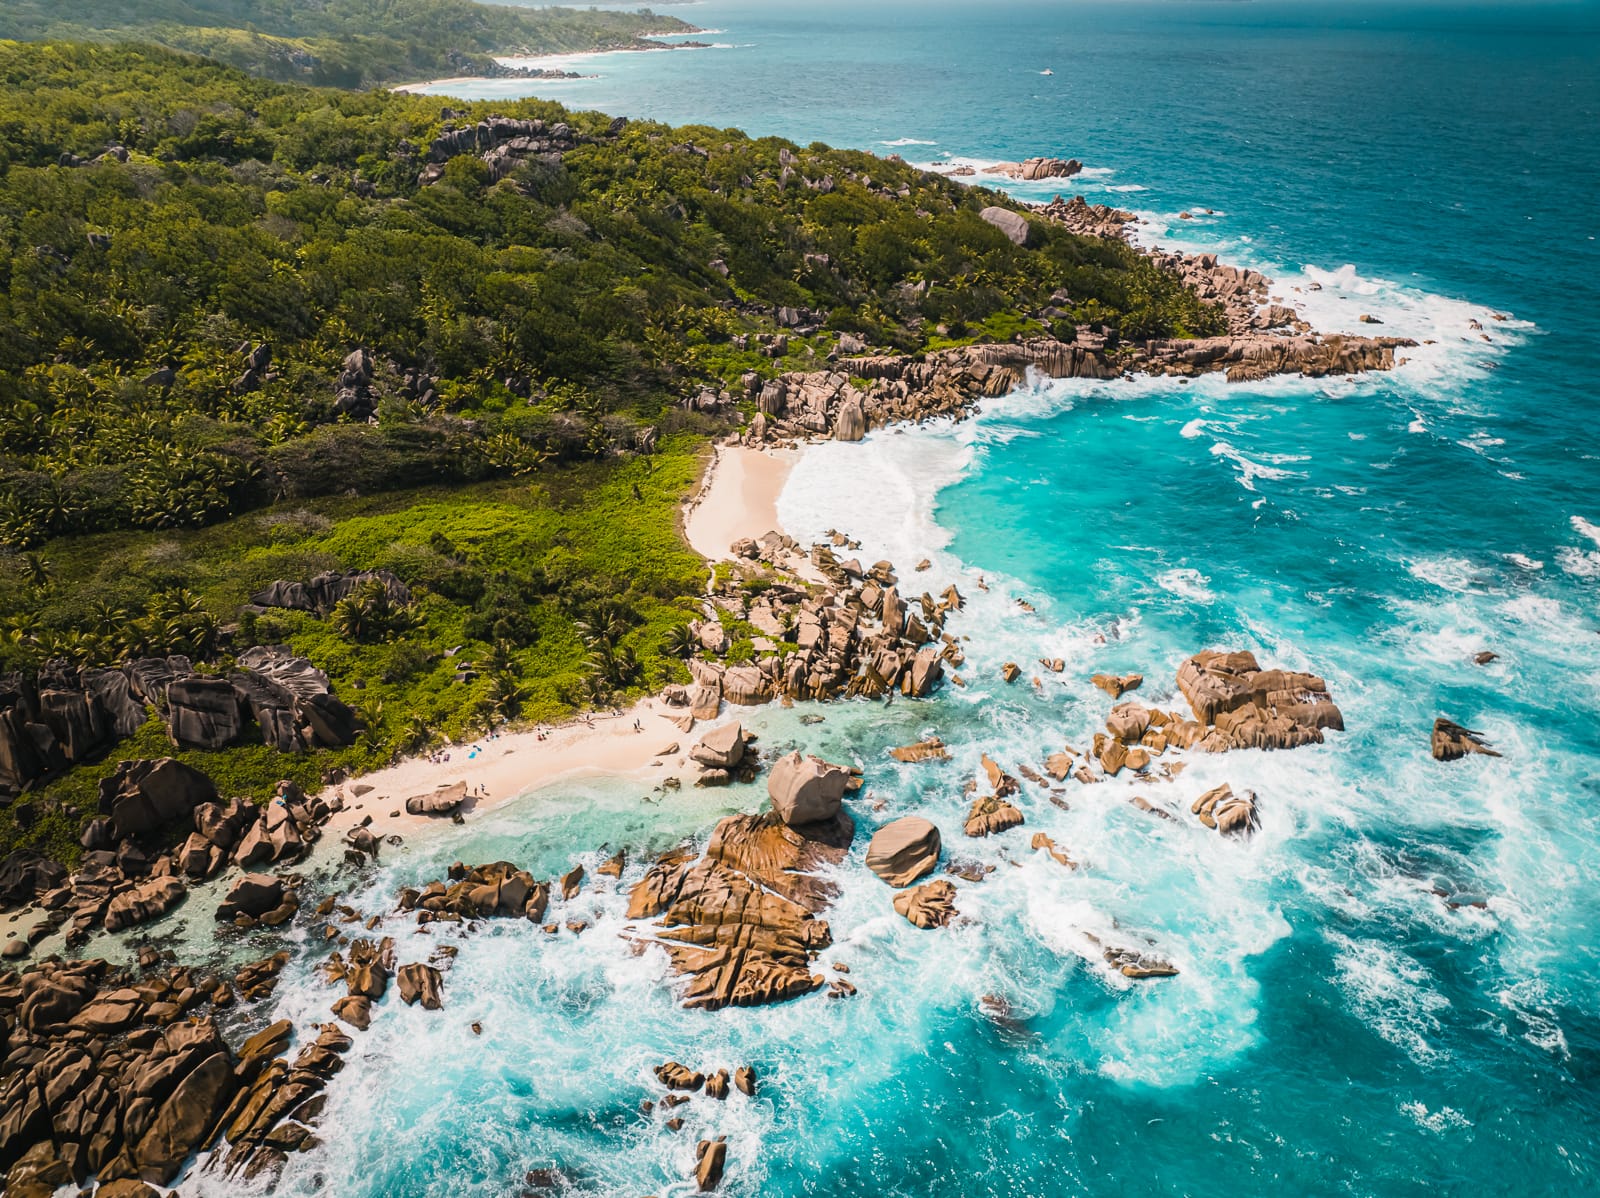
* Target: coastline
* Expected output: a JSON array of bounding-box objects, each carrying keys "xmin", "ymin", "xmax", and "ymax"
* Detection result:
[
  {"xmin": 389, "ymin": 38, "xmax": 716, "ymax": 95},
  {"xmin": 313, "ymin": 441, "xmax": 799, "ymax": 837}
]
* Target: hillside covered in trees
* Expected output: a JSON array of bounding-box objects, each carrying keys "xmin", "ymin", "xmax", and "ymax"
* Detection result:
[
  {"xmin": 0, "ymin": 0, "xmax": 696, "ymax": 87},
  {"xmin": 0, "ymin": 40, "xmax": 1223, "ymax": 864}
]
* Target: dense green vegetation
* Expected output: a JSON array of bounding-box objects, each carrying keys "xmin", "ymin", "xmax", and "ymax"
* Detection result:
[
  {"xmin": 0, "ymin": 41, "xmax": 1222, "ymax": 862},
  {"xmin": 0, "ymin": 1, "xmax": 694, "ymax": 87},
  {"xmin": 3, "ymin": 439, "xmax": 710, "ymax": 864}
]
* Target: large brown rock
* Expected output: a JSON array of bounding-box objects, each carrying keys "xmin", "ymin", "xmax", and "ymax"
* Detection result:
[
  {"xmin": 893, "ymin": 879, "xmax": 958, "ymax": 929},
  {"xmin": 1175, "ymin": 650, "xmax": 1343, "ymax": 751},
  {"xmin": 98, "ymin": 758, "xmax": 218, "ymax": 840},
  {"xmin": 217, "ymin": 873, "xmax": 284, "ymax": 921},
  {"xmin": 690, "ymin": 722, "xmax": 747, "ymax": 771},
  {"xmin": 980, "ymin": 205, "xmax": 1031, "ymax": 247},
  {"xmin": 131, "ymin": 1047, "xmax": 234, "ymax": 1183},
  {"xmin": 396, "ymin": 963, "xmax": 443, "ymax": 1010},
  {"xmin": 964, "ymin": 795, "xmax": 1024, "ymax": 838},
  {"xmin": 165, "ymin": 676, "xmax": 246, "ymax": 750},
  {"xmin": 766, "ymin": 751, "xmax": 851, "ymax": 826},
  {"xmin": 405, "ymin": 780, "xmax": 467, "ymax": 816},
  {"xmin": 865, "ymin": 817, "xmax": 941, "ymax": 886},
  {"xmin": 103, "ymin": 876, "xmax": 186, "ymax": 933}
]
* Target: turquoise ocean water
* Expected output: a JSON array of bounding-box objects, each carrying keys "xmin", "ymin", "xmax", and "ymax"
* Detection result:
[{"xmin": 176, "ymin": 3, "xmax": 1600, "ymax": 1194}]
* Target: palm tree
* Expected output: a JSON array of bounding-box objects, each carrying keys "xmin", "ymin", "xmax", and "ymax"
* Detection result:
[
  {"xmin": 662, "ymin": 624, "xmax": 697, "ymax": 659},
  {"xmin": 487, "ymin": 671, "xmax": 525, "ymax": 720},
  {"xmin": 87, "ymin": 599, "xmax": 128, "ymax": 638},
  {"xmin": 19, "ymin": 553, "xmax": 51, "ymax": 589},
  {"xmin": 404, "ymin": 713, "xmax": 433, "ymax": 751},
  {"xmin": 329, "ymin": 592, "xmax": 372, "ymax": 642}
]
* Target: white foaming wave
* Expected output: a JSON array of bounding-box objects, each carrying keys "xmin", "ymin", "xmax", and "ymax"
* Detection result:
[
  {"xmin": 1179, "ymin": 417, "xmax": 1207, "ymax": 439},
  {"xmin": 1555, "ymin": 547, "xmax": 1600, "ymax": 579},
  {"xmin": 881, "ymin": 137, "xmax": 937, "ymax": 147},
  {"xmin": 1119, "ymin": 213, "xmax": 1534, "ymax": 402},
  {"xmin": 1400, "ymin": 1101, "xmax": 1473, "ymax": 1133},
  {"xmin": 778, "ymin": 422, "xmax": 969, "ymax": 570},
  {"xmin": 1209, "ymin": 439, "xmax": 1307, "ymax": 492},
  {"xmin": 1155, "ymin": 567, "xmax": 1215, "ymax": 604},
  {"xmin": 1559, "ymin": 516, "xmax": 1600, "ymax": 578},
  {"xmin": 1105, "ymin": 183, "xmax": 1148, "ymax": 192},
  {"xmin": 1504, "ymin": 552, "xmax": 1544, "ymax": 571},
  {"xmin": 1327, "ymin": 931, "xmax": 1451, "ymax": 1064},
  {"xmin": 1405, "ymin": 554, "xmax": 1488, "ymax": 594}
]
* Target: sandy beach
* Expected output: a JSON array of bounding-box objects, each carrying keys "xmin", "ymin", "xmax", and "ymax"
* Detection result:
[
  {"xmin": 683, "ymin": 443, "xmax": 797, "ymax": 561},
  {"xmin": 317, "ymin": 443, "xmax": 800, "ymax": 837}
]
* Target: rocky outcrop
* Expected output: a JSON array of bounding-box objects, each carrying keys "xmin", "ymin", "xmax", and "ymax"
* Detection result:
[
  {"xmin": 689, "ymin": 722, "xmax": 758, "ymax": 786},
  {"xmin": 695, "ymin": 1136, "xmax": 728, "ymax": 1191},
  {"xmin": 684, "ymin": 546, "xmax": 956, "ymax": 710},
  {"xmin": 419, "ymin": 115, "xmax": 582, "ymax": 186},
  {"xmin": 766, "ymin": 752, "xmax": 854, "ymax": 826},
  {"xmin": 892, "ymin": 878, "xmax": 958, "ymax": 929},
  {"xmin": 1175, "ymin": 650, "xmax": 1343, "ymax": 751},
  {"xmin": 865, "ymin": 817, "xmax": 941, "ymax": 886},
  {"xmin": 964, "ymin": 795, "xmax": 1024, "ymax": 838},
  {"xmin": 247, "ymin": 570, "xmax": 410, "ymax": 617},
  {"xmin": 1432, "ymin": 718, "xmax": 1500, "ymax": 762},
  {"xmin": 1190, "ymin": 783, "xmax": 1258, "ymax": 835},
  {"xmin": 983, "ymin": 156, "xmax": 1082, "ymax": 181},
  {"xmin": 1092, "ymin": 673, "xmax": 1142, "ymax": 699},
  {"xmin": 398, "ymin": 860, "xmax": 551, "ymax": 924},
  {"xmin": 630, "ymin": 810, "xmax": 853, "ymax": 1010},
  {"xmin": 0, "ymin": 957, "xmax": 262, "ymax": 1189},
  {"xmin": 98, "ymin": 759, "xmax": 216, "ymax": 840},
  {"xmin": 217, "ymin": 1021, "xmax": 354, "ymax": 1184},
  {"xmin": 0, "ymin": 650, "xmax": 358, "ymax": 799},
  {"xmin": 889, "ymin": 737, "xmax": 949, "ymax": 763}
]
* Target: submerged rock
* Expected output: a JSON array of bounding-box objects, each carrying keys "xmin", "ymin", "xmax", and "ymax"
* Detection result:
[{"xmin": 1432, "ymin": 717, "xmax": 1501, "ymax": 762}]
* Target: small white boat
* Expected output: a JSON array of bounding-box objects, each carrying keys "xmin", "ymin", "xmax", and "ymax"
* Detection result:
[{"xmin": 1040, "ymin": 68, "xmax": 1053, "ymax": 76}]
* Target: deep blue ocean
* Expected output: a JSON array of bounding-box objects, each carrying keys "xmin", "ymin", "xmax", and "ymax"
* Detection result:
[{"xmin": 181, "ymin": 4, "xmax": 1600, "ymax": 1195}]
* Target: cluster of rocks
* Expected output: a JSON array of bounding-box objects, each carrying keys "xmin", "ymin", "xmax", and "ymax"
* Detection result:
[
  {"xmin": 965, "ymin": 755, "xmax": 1026, "ymax": 837},
  {"xmin": 0, "ymin": 649, "xmax": 358, "ymax": 805},
  {"xmin": 1190, "ymin": 783, "xmax": 1258, "ymax": 836},
  {"xmin": 629, "ymin": 755, "xmax": 858, "ymax": 1010},
  {"xmin": 645, "ymin": 1061, "xmax": 756, "ymax": 1186},
  {"xmin": 892, "ymin": 878, "xmax": 958, "ymax": 929},
  {"xmin": 333, "ymin": 347, "xmax": 378, "ymax": 419},
  {"xmin": 214, "ymin": 1018, "xmax": 354, "ymax": 1184},
  {"xmin": 396, "ymin": 860, "xmax": 551, "ymax": 927},
  {"xmin": 1036, "ymin": 194, "xmax": 1138, "ymax": 239},
  {"xmin": 982, "ymin": 156, "xmax": 1083, "ymax": 181},
  {"xmin": 417, "ymin": 114, "xmax": 600, "ymax": 186},
  {"xmin": 737, "ymin": 340, "xmax": 1116, "ymax": 446},
  {"xmin": 3, "ymin": 762, "xmax": 331, "ymax": 957},
  {"xmin": 0, "ymin": 955, "xmax": 301, "ymax": 1193},
  {"xmin": 230, "ymin": 341, "xmax": 276, "ymax": 395},
  {"xmin": 670, "ymin": 537, "xmax": 961, "ymax": 725},
  {"xmin": 248, "ymin": 570, "xmax": 411, "ymax": 617}
]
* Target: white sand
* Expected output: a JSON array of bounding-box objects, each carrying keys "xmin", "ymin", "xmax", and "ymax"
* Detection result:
[{"xmin": 683, "ymin": 444, "xmax": 796, "ymax": 561}]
